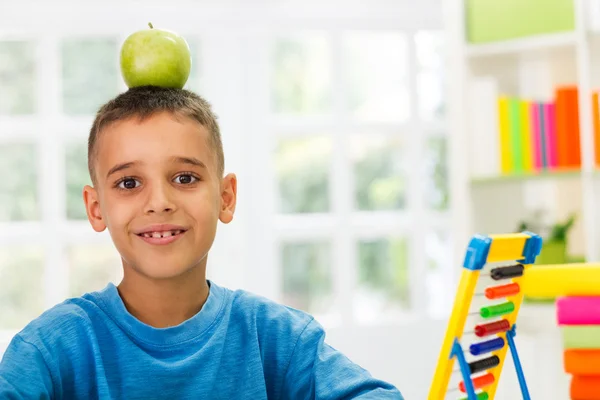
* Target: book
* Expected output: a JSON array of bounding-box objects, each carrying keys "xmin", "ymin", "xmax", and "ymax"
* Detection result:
[
  {"xmin": 498, "ymin": 96, "xmax": 512, "ymax": 173},
  {"xmin": 557, "ymin": 296, "xmax": 600, "ymax": 325},
  {"xmin": 520, "ymin": 100, "xmax": 533, "ymax": 171},
  {"xmin": 531, "ymin": 102, "xmax": 543, "ymax": 170}
]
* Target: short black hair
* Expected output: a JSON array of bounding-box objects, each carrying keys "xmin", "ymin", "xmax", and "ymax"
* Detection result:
[{"xmin": 88, "ymin": 86, "xmax": 224, "ymax": 184}]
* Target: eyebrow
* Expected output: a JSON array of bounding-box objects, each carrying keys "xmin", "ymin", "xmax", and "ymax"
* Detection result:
[
  {"xmin": 106, "ymin": 161, "xmax": 138, "ymax": 179},
  {"xmin": 169, "ymin": 156, "xmax": 207, "ymax": 169},
  {"xmin": 106, "ymin": 157, "xmax": 207, "ymax": 179}
]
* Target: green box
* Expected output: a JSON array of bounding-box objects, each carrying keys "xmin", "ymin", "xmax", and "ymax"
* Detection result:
[{"xmin": 466, "ymin": 0, "xmax": 575, "ymax": 44}]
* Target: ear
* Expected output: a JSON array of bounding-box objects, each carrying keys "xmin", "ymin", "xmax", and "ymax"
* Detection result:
[
  {"xmin": 83, "ymin": 185, "xmax": 107, "ymax": 232},
  {"xmin": 219, "ymin": 173, "xmax": 237, "ymax": 224}
]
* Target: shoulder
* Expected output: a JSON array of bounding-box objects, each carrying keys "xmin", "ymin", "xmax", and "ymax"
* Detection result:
[
  {"xmin": 214, "ymin": 283, "xmax": 318, "ymax": 344},
  {"xmin": 228, "ymin": 287, "xmax": 314, "ymax": 330},
  {"xmin": 16, "ymin": 293, "xmax": 104, "ymax": 352}
]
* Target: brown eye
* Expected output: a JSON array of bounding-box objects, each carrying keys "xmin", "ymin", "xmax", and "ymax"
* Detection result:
[
  {"xmin": 119, "ymin": 178, "xmax": 139, "ymax": 189},
  {"xmin": 175, "ymin": 174, "xmax": 197, "ymax": 184}
]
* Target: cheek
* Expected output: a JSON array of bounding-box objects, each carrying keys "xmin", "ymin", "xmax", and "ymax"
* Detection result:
[
  {"xmin": 102, "ymin": 196, "xmax": 137, "ymax": 233},
  {"xmin": 183, "ymin": 191, "xmax": 220, "ymax": 221}
]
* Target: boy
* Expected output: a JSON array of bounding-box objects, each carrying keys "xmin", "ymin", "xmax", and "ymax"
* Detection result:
[{"xmin": 0, "ymin": 86, "xmax": 403, "ymax": 399}]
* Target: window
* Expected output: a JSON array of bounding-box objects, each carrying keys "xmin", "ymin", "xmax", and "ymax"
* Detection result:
[
  {"xmin": 270, "ymin": 29, "xmax": 450, "ymax": 323},
  {"xmin": 0, "ymin": 4, "xmax": 449, "ymax": 344}
]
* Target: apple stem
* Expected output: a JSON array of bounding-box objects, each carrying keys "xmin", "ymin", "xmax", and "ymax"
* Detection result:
[{"xmin": 148, "ymin": 22, "xmax": 154, "ymax": 29}]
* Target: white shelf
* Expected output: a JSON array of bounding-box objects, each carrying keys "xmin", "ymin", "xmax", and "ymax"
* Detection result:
[
  {"xmin": 465, "ymin": 31, "xmax": 577, "ymax": 58},
  {"xmin": 446, "ymin": 0, "xmax": 600, "ymax": 265}
]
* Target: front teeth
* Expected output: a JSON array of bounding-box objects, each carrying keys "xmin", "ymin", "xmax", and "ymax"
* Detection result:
[{"xmin": 142, "ymin": 230, "xmax": 183, "ymax": 238}]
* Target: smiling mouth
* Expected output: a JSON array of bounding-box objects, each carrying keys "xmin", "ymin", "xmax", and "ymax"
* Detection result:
[
  {"xmin": 136, "ymin": 229, "xmax": 186, "ymax": 239},
  {"xmin": 135, "ymin": 229, "xmax": 188, "ymax": 245}
]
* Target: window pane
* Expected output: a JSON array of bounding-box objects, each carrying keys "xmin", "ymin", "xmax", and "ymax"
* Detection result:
[
  {"xmin": 352, "ymin": 134, "xmax": 406, "ymax": 211},
  {"xmin": 425, "ymin": 136, "xmax": 449, "ymax": 210},
  {"xmin": 0, "ymin": 246, "xmax": 44, "ymax": 330},
  {"xmin": 271, "ymin": 34, "xmax": 332, "ymax": 114},
  {"xmin": 62, "ymin": 38, "xmax": 118, "ymax": 115},
  {"xmin": 281, "ymin": 241, "xmax": 333, "ymax": 315},
  {"xmin": 67, "ymin": 244, "xmax": 121, "ymax": 298},
  {"xmin": 415, "ymin": 31, "xmax": 446, "ymax": 121},
  {"xmin": 417, "ymin": 72, "xmax": 444, "ymax": 121},
  {"xmin": 415, "ymin": 31, "xmax": 444, "ymax": 70},
  {"xmin": 343, "ymin": 32, "xmax": 409, "ymax": 122},
  {"xmin": 65, "ymin": 141, "xmax": 91, "ymax": 220},
  {"xmin": 0, "ymin": 41, "xmax": 36, "ymax": 115},
  {"xmin": 355, "ymin": 237, "xmax": 409, "ymax": 323},
  {"xmin": 425, "ymin": 230, "xmax": 453, "ymax": 317},
  {"xmin": 275, "ymin": 136, "xmax": 331, "ymax": 213},
  {"xmin": 0, "ymin": 143, "xmax": 39, "ymax": 221},
  {"xmin": 184, "ymin": 40, "xmax": 202, "ymax": 94}
]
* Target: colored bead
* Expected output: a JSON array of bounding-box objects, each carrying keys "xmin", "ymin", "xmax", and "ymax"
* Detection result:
[
  {"xmin": 459, "ymin": 373, "xmax": 495, "ymax": 392},
  {"xmin": 469, "ymin": 355, "xmax": 500, "ymax": 374},
  {"xmin": 474, "ymin": 320, "xmax": 511, "ymax": 337},
  {"xmin": 480, "ymin": 302, "xmax": 515, "ymax": 318},
  {"xmin": 459, "ymin": 392, "xmax": 489, "ymax": 400},
  {"xmin": 470, "ymin": 337, "xmax": 505, "ymax": 356},
  {"xmin": 490, "ymin": 264, "xmax": 524, "ymax": 280},
  {"xmin": 485, "ymin": 283, "xmax": 520, "ymax": 299}
]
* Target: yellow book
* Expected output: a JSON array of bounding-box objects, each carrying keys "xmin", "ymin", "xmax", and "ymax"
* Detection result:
[
  {"xmin": 520, "ymin": 100, "xmax": 533, "ymax": 171},
  {"xmin": 497, "ymin": 96, "xmax": 512, "ymax": 174}
]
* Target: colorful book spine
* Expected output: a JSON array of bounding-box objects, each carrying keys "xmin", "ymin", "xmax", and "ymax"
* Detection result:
[
  {"xmin": 555, "ymin": 88, "xmax": 569, "ymax": 167},
  {"xmin": 545, "ymin": 103, "xmax": 557, "ymax": 168},
  {"xmin": 520, "ymin": 100, "xmax": 533, "ymax": 172},
  {"xmin": 557, "ymin": 296, "xmax": 600, "ymax": 400},
  {"xmin": 531, "ymin": 103, "xmax": 542, "ymax": 170},
  {"xmin": 557, "ymin": 297, "xmax": 600, "ymax": 325},
  {"xmin": 539, "ymin": 103, "xmax": 547, "ymax": 169},
  {"xmin": 555, "ymin": 86, "xmax": 581, "ymax": 168},
  {"xmin": 564, "ymin": 350, "xmax": 600, "ymax": 375},
  {"xmin": 509, "ymin": 98, "xmax": 523, "ymax": 172},
  {"xmin": 498, "ymin": 96, "xmax": 512, "ymax": 174},
  {"xmin": 568, "ymin": 88, "xmax": 582, "ymax": 167},
  {"xmin": 486, "ymin": 85, "xmax": 597, "ymax": 176},
  {"xmin": 571, "ymin": 376, "xmax": 600, "ymax": 400}
]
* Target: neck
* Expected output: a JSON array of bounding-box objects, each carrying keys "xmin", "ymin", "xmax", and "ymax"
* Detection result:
[{"xmin": 117, "ymin": 260, "xmax": 210, "ymax": 328}]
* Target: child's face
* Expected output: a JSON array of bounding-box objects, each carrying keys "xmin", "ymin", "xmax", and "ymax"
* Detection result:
[{"xmin": 83, "ymin": 111, "xmax": 236, "ymax": 280}]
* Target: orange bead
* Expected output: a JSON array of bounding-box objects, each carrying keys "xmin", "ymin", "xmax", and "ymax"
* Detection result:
[
  {"xmin": 485, "ymin": 283, "xmax": 520, "ymax": 299},
  {"xmin": 459, "ymin": 373, "xmax": 495, "ymax": 393}
]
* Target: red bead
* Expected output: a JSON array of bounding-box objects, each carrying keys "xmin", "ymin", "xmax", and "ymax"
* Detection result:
[
  {"xmin": 485, "ymin": 283, "xmax": 520, "ymax": 299},
  {"xmin": 474, "ymin": 319, "xmax": 511, "ymax": 337}
]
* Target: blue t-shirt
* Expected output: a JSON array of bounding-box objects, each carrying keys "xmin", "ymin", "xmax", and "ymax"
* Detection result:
[{"xmin": 0, "ymin": 281, "xmax": 403, "ymax": 399}]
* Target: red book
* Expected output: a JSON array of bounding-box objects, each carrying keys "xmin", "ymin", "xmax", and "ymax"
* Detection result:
[{"xmin": 555, "ymin": 86, "xmax": 581, "ymax": 168}]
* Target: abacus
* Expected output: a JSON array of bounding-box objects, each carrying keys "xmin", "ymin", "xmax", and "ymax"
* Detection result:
[{"xmin": 428, "ymin": 232, "xmax": 542, "ymax": 400}]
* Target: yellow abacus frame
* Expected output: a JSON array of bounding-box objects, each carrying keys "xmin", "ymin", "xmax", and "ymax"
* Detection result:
[{"xmin": 428, "ymin": 232, "xmax": 540, "ymax": 400}]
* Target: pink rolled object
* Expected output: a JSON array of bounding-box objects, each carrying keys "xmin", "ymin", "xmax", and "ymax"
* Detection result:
[{"xmin": 557, "ymin": 297, "xmax": 600, "ymax": 325}]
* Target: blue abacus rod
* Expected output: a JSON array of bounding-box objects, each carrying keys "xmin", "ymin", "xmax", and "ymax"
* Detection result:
[
  {"xmin": 506, "ymin": 324, "xmax": 530, "ymax": 400},
  {"xmin": 450, "ymin": 338, "xmax": 478, "ymax": 400}
]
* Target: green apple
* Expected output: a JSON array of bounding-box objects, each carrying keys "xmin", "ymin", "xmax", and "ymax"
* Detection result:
[{"xmin": 120, "ymin": 22, "xmax": 191, "ymax": 89}]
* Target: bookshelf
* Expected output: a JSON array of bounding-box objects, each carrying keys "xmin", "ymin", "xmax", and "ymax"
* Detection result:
[
  {"xmin": 445, "ymin": 0, "xmax": 600, "ymax": 266},
  {"xmin": 443, "ymin": 0, "xmax": 600, "ymax": 397},
  {"xmin": 470, "ymin": 169, "xmax": 583, "ymax": 185},
  {"xmin": 465, "ymin": 32, "xmax": 577, "ymax": 58}
]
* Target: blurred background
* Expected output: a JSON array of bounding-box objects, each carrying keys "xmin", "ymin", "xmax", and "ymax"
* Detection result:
[{"xmin": 1, "ymin": 0, "xmax": 598, "ymax": 398}]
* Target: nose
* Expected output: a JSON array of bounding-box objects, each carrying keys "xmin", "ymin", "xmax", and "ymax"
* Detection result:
[{"xmin": 144, "ymin": 181, "xmax": 177, "ymax": 214}]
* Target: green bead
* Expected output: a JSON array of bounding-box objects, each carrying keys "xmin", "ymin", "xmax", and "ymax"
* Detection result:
[
  {"xmin": 459, "ymin": 392, "xmax": 489, "ymax": 400},
  {"xmin": 480, "ymin": 301, "xmax": 515, "ymax": 318}
]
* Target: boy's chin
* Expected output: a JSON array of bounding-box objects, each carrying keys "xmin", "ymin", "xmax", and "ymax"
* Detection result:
[{"xmin": 130, "ymin": 261, "xmax": 202, "ymax": 281}]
